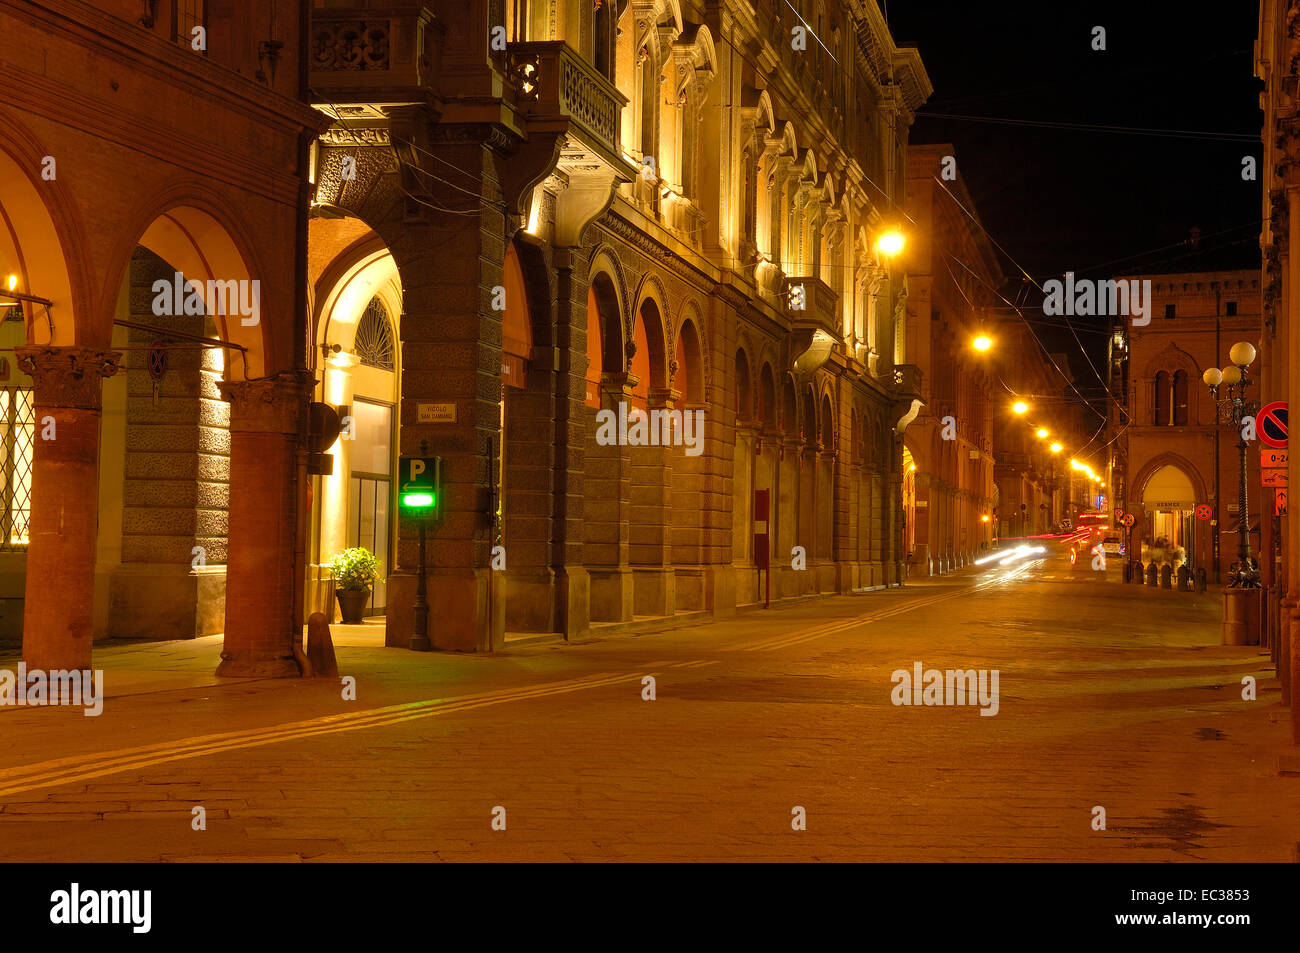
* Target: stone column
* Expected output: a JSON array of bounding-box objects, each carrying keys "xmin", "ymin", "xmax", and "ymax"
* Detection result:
[
  {"xmin": 586, "ymin": 377, "xmax": 635, "ymax": 621},
  {"xmin": 631, "ymin": 390, "xmax": 676, "ymax": 616},
  {"xmin": 216, "ymin": 371, "xmax": 312, "ymax": 677},
  {"xmin": 552, "ymin": 248, "xmax": 591, "ymax": 639},
  {"xmin": 17, "ymin": 346, "xmax": 120, "ymax": 671}
]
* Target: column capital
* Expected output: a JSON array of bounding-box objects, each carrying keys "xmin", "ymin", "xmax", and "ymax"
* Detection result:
[
  {"xmin": 219, "ymin": 370, "xmax": 314, "ymax": 434},
  {"xmin": 16, "ymin": 346, "xmax": 120, "ymax": 410}
]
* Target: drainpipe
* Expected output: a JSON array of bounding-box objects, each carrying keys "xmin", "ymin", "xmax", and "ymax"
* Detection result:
[{"xmin": 290, "ymin": 0, "xmax": 314, "ymax": 675}]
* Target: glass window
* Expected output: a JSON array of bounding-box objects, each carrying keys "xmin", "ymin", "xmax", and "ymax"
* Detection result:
[{"xmin": 350, "ymin": 399, "xmax": 392, "ymax": 476}]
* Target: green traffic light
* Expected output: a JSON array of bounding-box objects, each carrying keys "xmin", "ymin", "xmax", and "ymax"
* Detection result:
[{"xmin": 403, "ymin": 492, "xmax": 435, "ymax": 508}]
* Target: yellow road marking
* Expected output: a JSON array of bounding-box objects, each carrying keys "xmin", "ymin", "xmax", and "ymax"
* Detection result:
[{"xmin": 0, "ymin": 671, "xmax": 650, "ymax": 799}]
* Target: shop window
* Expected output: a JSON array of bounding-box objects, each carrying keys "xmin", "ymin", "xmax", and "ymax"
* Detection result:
[{"xmin": 0, "ymin": 386, "xmax": 33, "ymax": 551}]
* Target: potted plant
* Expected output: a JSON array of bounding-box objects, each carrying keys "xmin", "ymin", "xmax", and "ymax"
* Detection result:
[{"xmin": 328, "ymin": 547, "xmax": 380, "ymax": 624}]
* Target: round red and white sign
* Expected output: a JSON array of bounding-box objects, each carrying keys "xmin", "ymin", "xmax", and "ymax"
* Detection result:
[{"xmin": 1195, "ymin": 504, "xmax": 1211, "ymax": 520}]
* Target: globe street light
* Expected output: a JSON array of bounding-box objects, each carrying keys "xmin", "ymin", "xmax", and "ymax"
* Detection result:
[
  {"xmin": 1204, "ymin": 344, "xmax": 1259, "ymax": 590},
  {"xmin": 973, "ymin": 335, "xmax": 992, "ymax": 352},
  {"xmin": 1012, "ymin": 401, "xmax": 1029, "ymax": 415}
]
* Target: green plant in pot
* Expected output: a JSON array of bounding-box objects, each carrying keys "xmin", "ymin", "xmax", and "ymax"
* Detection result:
[{"xmin": 329, "ymin": 547, "xmax": 380, "ymax": 624}]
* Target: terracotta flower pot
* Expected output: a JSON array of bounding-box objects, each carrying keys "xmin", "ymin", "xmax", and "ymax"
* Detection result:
[{"xmin": 336, "ymin": 588, "xmax": 371, "ymax": 624}]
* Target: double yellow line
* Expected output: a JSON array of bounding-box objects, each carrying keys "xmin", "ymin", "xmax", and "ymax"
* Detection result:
[{"xmin": 0, "ymin": 671, "xmax": 650, "ymax": 799}]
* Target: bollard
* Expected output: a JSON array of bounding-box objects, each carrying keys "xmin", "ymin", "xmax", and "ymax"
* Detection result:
[
  {"xmin": 1146, "ymin": 562, "xmax": 1159, "ymax": 586},
  {"xmin": 1160, "ymin": 564, "xmax": 1173, "ymax": 589},
  {"xmin": 307, "ymin": 611, "xmax": 339, "ymax": 678},
  {"xmin": 1195, "ymin": 566, "xmax": 1207, "ymax": 592},
  {"xmin": 1177, "ymin": 564, "xmax": 1191, "ymax": 592}
]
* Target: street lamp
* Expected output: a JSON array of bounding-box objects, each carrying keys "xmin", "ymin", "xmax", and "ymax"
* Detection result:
[
  {"xmin": 972, "ymin": 335, "xmax": 993, "ymax": 352},
  {"xmin": 1012, "ymin": 401, "xmax": 1029, "ymax": 415},
  {"xmin": 877, "ymin": 230, "xmax": 906, "ymax": 257},
  {"xmin": 1036, "ymin": 428, "xmax": 1048, "ymax": 439},
  {"xmin": 1050, "ymin": 443, "xmax": 1062, "ymax": 454},
  {"xmin": 1204, "ymin": 342, "xmax": 1259, "ymax": 589}
]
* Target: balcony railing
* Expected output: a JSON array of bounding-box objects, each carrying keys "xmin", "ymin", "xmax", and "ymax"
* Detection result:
[
  {"xmin": 506, "ymin": 41, "xmax": 625, "ymax": 158},
  {"xmin": 310, "ymin": 8, "xmax": 440, "ymax": 103}
]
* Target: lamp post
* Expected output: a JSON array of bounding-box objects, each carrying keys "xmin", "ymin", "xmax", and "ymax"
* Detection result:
[
  {"xmin": 1203, "ymin": 342, "xmax": 1262, "ymax": 647},
  {"xmin": 1202, "ymin": 341, "xmax": 1259, "ymax": 590}
]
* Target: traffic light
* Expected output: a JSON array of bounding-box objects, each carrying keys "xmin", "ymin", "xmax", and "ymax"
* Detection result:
[{"xmin": 399, "ymin": 456, "xmax": 441, "ymax": 520}]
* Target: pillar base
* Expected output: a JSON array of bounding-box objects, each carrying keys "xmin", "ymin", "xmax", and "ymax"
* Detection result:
[
  {"xmin": 386, "ymin": 568, "xmax": 502, "ymax": 652},
  {"xmin": 1222, "ymin": 588, "xmax": 1261, "ymax": 646},
  {"xmin": 216, "ymin": 655, "xmax": 302, "ymax": 678}
]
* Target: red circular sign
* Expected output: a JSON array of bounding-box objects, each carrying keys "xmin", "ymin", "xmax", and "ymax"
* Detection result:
[
  {"xmin": 1122, "ymin": 513, "xmax": 1136, "ymax": 527},
  {"xmin": 1257, "ymin": 400, "xmax": 1289, "ymax": 449},
  {"xmin": 1195, "ymin": 504, "xmax": 1211, "ymax": 520}
]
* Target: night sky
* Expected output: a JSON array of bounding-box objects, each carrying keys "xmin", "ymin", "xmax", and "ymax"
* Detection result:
[{"xmin": 885, "ymin": 0, "xmax": 1263, "ymax": 403}]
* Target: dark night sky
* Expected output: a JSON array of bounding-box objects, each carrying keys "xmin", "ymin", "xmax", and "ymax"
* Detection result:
[{"xmin": 884, "ymin": 0, "xmax": 1264, "ymax": 407}]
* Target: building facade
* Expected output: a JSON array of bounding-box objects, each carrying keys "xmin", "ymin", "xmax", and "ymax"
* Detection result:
[
  {"xmin": 1, "ymin": 1, "xmax": 933, "ymax": 671},
  {"xmin": 1107, "ymin": 270, "xmax": 1263, "ymax": 583},
  {"xmin": 902, "ymin": 144, "xmax": 997, "ymax": 573},
  {"xmin": 0, "ymin": 1, "xmax": 320, "ymax": 674},
  {"xmin": 1255, "ymin": 0, "xmax": 1299, "ymax": 739}
]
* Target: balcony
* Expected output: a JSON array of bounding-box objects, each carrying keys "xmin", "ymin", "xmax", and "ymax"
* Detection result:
[
  {"xmin": 892, "ymin": 363, "xmax": 923, "ymax": 400},
  {"xmin": 506, "ymin": 41, "xmax": 626, "ymax": 167},
  {"xmin": 310, "ymin": 7, "xmax": 441, "ymax": 106}
]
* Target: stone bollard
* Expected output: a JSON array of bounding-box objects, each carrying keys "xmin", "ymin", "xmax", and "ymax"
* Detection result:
[
  {"xmin": 1160, "ymin": 564, "xmax": 1173, "ymax": 589},
  {"xmin": 1195, "ymin": 567, "xmax": 1207, "ymax": 592},
  {"xmin": 307, "ymin": 611, "xmax": 338, "ymax": 678},
  {"xmin": 1177, "ymin": 564, "xmax": 1191, "ymax": 591},
  {"xmin": 1146, "ymin": 562, "xmax": 1159, "ymax": 586}
]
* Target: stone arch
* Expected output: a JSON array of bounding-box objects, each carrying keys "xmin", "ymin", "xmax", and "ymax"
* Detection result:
[
  {"xmin": 802, "ymin": 382, "xmax": 818, "ymax": 446},
  {"xmin": 110, "ymin": 188, "xmax": 272, "ymax": 377},
  {"xmin": 1141, "ymin": 341, "xmax": 1200, "ymax": 379},
  {"xmin": 819, "ymin": 390, "xmax": 835, "ymax": 449},
  {"xmin": 632, "ymin": 273, "xmax": 671, "ymax": 397},
  {"xmin": 758, "ymin": 361, "xmax": 777, "ymax": 429},
  {"xmin": 734, "ymin": 345, "xmax": 753, "ymax": 423},
  {"xmin": 0, "ymin": 115, "xmax": 92, "ymax": 348},
  {"xmin": 1132, "ymin": 452, "xmax": 1209, "ymax": 508},
  {"xmin": 673, "ymin": 303, "xmax": 705, "ymax": 403}
]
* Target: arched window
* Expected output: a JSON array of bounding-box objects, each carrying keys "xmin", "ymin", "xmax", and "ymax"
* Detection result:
[
  {"xmin": 1153, "ymin": 371, "xmax": 1169, "ymax": 425},
  {"xmin": 1173, "ymin": 370, "xmax": 1189, "ymax": 425},
  {"xmin": 355, "ymin": 297, "xmax": 395, "ymax": 371}
]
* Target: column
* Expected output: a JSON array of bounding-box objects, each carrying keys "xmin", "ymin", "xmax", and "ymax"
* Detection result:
[
  {"xmin": 17, "ymin": 346, "xmax": 119, "ymax": 671},
  {"xmin": 631, "ymin": 391, "xmax": 676, "ymax": 616},
  {"xmin": 217, "ymin": 371, "xmax": 312, "ymax": 677}
]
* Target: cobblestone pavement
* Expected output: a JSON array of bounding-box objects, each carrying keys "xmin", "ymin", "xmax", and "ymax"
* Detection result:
[{"xmin": 1, "ymin": 542, "xmax": 1297, "ymax": 862}]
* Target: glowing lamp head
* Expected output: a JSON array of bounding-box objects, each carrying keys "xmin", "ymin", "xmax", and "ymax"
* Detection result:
[
  {"xmin": 1050, "ymin": 443, "xmax": 1062, "ymax": 454},
  {"xmin": 1202, "ymin": 367, "xmax": 1222, "ymax": 388},
  {"xmin": 973, "ymin": 335, "xmax": 992, "ymax": 352},
  {"xmin": 5, "ymin": 274, "xmax": 15, "ymax": 292},
  {"xmin": 1012, "ymin": 401, "xmax": 1029, "ymax": 415},
  {"xmin": 1220, "ymin": 365, "xmax": 1242, "ymax": 386},
  {"xmin": 1229, "ymin": 341, "xmax": 1256, "ymax": 368},
  {"xmin": 981, "ymin": 514, "xmax": 990, "ymax": 523},
  {"xmin": 1036, "ymin": 428, "xmax": 1048, "ymax": 439},
  {"xmin": 877, "ymin": 230, "xmax": 905, "ymax": 256}
]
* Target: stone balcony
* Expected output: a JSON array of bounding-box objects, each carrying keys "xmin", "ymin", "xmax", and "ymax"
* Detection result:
[
  {"xmin": 505, "ymin": 40, "xmax": 627, "ymax": 169},
  {"xmin": 309, "ymin": 7, "xmax": 442, "ymax": 107}
]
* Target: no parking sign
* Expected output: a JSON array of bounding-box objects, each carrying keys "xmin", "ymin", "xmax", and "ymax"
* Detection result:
[{"xmin": 1258, "ymin": 400, "xmax": 1289, "ymax": 449}]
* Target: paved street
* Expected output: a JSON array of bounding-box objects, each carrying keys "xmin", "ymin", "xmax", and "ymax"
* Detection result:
[{"xmin": 1, "ymin": 539, "xmax": 1296, "ymax": 862}]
